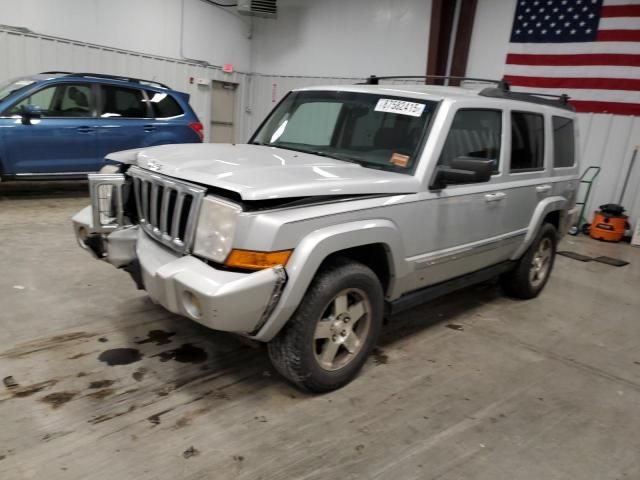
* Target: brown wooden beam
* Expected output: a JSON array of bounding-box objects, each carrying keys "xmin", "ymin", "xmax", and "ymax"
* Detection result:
[
  {"xmin": 449, "ymin": 0, "xmax": 478, "ymax": 86},
  {"xmin": 426, "ymin": 0, "xmax": 457, "ymax": 85}
]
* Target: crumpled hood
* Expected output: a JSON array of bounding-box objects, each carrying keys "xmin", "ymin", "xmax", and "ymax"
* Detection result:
[{"xmin": 106, "ymin": 143, "xmax": 420, "ymax": 201}]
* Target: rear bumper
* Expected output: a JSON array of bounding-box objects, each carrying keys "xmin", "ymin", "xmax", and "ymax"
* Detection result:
[
  {"xmin": 72, "ymin": 205, "xmax": 287, "ymax": 335},
  {"xmin": 561, "ymin": 206, "xmax": 580, "ymax": 236}
]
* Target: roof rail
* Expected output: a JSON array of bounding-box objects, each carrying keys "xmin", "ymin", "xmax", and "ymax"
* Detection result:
[
  {"xmin": 360, "ymin": 75, "xmax": 510, "ymax": 90},
  {"xmin": 360, "ymin": 74, "xmax": 573, "ymax": 111},
  {"xmin": 39, "ymin": 71, "xmax": 170, "ymax": 89},
  {"xmin": 479, "ymin": 87, "xmax": 574, "ymax": 111}
]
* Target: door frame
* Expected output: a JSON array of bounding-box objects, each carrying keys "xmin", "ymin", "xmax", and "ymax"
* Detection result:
[{"xmin": 209, "ymin": 80, "xmax": 238, "ymax": 143}]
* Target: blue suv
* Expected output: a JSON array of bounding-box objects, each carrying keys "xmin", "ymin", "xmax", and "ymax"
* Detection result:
[{"xmin": 0, "ymin": 72, "xmax": 203, "ymax": 180}]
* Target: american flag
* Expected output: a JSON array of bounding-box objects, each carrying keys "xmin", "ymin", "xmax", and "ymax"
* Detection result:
[{"xmin": 505, "ymin": 0, "xmax": 640, "ymax": 115}]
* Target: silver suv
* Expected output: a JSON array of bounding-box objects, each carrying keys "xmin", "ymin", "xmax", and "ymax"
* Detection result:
[{"xmin": 72, "ymin": 78, "xmax": 580, "ymax": 392}]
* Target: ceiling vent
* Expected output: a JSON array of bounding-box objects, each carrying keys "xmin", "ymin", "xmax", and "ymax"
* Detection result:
[{"xmin": 237, "ymin": 0, "xmax": 277, "ymax": 18}]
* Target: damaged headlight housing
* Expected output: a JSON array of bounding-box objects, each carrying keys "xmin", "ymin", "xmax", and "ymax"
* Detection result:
[{"xmin": 193, "ymin": 196, "xmax": 242, "ymax": 263}]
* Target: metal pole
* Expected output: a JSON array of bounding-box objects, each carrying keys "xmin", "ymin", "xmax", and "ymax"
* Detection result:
[{"xmin": 618, "ymin": 147, "xmax": 638, "ymax": 205}]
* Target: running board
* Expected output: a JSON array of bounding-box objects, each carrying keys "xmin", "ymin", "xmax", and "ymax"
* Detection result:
[{"xmin": 387, "ymin": 261, "xmax": 514, "ymax": 316}]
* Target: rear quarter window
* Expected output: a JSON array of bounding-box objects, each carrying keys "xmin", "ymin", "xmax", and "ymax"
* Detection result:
[
  {"xmin": 552, "ymin": 116, "xmax": 575, "ymax": 168},
  {"xmin": 146, "ymin": 91, "xmax": 184, "ymax": 118},
  {"xmin": 101, "ymin": 86, "xmax": 147, "ymax": 118},
  {"xmin": 510, "ymin": 111, "xmax": 545, "ymax": 172}
]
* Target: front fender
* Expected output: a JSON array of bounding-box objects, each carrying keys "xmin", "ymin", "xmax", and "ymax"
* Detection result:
[
  {"xmin": 511, "ymin": 196, "xmax": 567, "ymax": 260},
  {"xmin": 251, "ymin": 219, "xmax": 407, "ymax": 342}
]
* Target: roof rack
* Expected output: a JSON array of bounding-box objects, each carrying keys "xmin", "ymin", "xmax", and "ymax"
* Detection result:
[
  {"xmin": 360, "ymin": 74, "xmax": 573, "ymax": 111},
  {"xmin": 360, "ymin": 75, "xmax": 510, "ymax": 90},
  {"xmin": 479, "ymin": 87, "xmax": 574, "ymax": 111},
  {"xmin": 39, "ymin": 71, "xmax": 170, "ymax": 89}
]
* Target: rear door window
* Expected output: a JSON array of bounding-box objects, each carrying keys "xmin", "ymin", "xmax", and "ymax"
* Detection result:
[
  {"xmin": 510, "ymin": 112, "xmax": 545, "ymax": 172},
  {"xmin": 146, "ymin": 91, "xmax": 184, "ymax": 118},
  {"xmin": 100, "ymin": 86, "xmax": 148, "ymax": 118},
  {"xmin": 552, "ymin": 116, "xmax": 575, "ymax": 168},
  {"xmin": 438, "ymin": 109, "xmax": 502, "ymax": 175}
]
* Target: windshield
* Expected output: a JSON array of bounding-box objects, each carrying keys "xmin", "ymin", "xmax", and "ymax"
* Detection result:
[
  {"xmin": 0, "ymin": 78, "xmax": 35, "ymax": 103},
  {"xmin": 251, "ymin": 90, "xmax": 437, "ymax": 174}
]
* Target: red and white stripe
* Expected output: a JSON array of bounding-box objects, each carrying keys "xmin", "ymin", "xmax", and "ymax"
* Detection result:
[{"xmin": 504, "ymin": 0, "xmax": 640, "ymax": 115}]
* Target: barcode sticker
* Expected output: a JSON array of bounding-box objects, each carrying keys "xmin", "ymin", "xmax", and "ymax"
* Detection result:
[{"xmin": 375, "ymin": 99, "xmax": 425, "ymax": 117}]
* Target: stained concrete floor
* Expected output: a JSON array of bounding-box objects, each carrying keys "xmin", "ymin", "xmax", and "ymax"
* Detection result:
[{"xmin": 1, "ymin": 182, "xmax": 639, "ymax": 480}]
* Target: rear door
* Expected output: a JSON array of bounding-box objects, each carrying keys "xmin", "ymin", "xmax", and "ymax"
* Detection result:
[
  {"xmin": 410, "ymin": 107, "xmax": 521, "ymax": 288},
  {"xmin": 501, "ymin": 110, "xmax": 549, "ymax": 235},
  {"xmin": 95, "ymin": 84, "xmax": 151, "ymax": 159},
  {"xmin": 2, "ymin": 82, "xmax": 99, "ymax": 174}
]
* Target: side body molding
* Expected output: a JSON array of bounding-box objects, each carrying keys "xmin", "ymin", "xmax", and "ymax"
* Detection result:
[
  {"xmin": 511, "ymin": 196, "xmax": 567, "ymax": 260},
  {"xmin": 252, "ymin": 219, "xmax": 408, "ymax": 342}
]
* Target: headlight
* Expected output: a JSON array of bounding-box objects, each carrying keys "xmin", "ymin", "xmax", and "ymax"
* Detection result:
[{"xmin": 193, "ymin": 196, "xmax": 242, "ymax": 263}]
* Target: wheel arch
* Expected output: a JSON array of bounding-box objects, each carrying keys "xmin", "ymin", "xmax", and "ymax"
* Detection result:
[
  {"xmin": 511, "ymin": 196, "xmax": 566, "ymax": 260},
  {"xmin": 252, "ymin": 219, "xmax": 408, "ymax": 342}
]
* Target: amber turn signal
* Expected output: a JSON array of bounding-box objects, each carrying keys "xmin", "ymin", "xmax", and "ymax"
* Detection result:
[{"xmin": 225, "ymin": 249, "xmax": 293, "ymax": 270}]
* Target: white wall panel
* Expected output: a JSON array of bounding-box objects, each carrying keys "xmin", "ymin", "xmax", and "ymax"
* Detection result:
[
  {"xmin": 251, "ymin": 0, "xmax": 431, "ymax": 78},
  {"xmin": 246, "ymin": 75, "xmax": 360, "ymax": 134},
  {"xmin": 577, "ymin": 114, "xmax": 640, "ymax": 224},
  {"xmin": 0, "ymin": 0, "xmax": 252, "ymax": 71}
]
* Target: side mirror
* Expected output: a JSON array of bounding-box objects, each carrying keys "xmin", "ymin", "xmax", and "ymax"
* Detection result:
[
  {"xmin": 20, "ymin": 104, "xmax": 42, "ymax": 125},
  {"xmin": 431, "ymin": 156, "xmax": 494, "ymax": 189}
]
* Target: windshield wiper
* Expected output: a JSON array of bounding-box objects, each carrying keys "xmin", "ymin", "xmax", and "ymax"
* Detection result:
[{"xmin": 250, "ymin": 143, "xmax": 387, "ymax": 170}]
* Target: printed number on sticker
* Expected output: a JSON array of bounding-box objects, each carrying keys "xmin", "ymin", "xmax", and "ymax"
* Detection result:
[{"xmin": 375, "ymin": 99, "xmax": 425, "ymax": 117}]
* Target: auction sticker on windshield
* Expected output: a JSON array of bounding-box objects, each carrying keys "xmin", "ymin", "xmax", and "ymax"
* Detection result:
[{"xmin": 375, "ymin": 98, "xmax": 425, "ymax": 117}]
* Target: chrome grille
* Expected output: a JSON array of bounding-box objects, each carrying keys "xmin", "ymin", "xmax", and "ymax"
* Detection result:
[{"xmin": 128, "ymin": 166, "xmax": 205, "ymax": 253}]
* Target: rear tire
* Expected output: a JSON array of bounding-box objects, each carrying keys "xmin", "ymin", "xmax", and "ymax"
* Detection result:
[
  {"xmin": 267, "ymin": 258, "xmax": 384, "ymax": 393},
  {"xmin": 502, "ymin": 223, "xmax": 557, "ymax": 299}
]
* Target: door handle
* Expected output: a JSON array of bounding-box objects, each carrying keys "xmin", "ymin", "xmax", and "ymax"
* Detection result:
[
  {"xmin": 76, "ymin": 126, "xmax": 95, "ymax": 133},
  {"xmin": 536, "ymin": 184, "xmax": 552, "ymax": 193},
  {"xmin": 144, "ymin": 125, "xmax": 156, "ymax": 132},
  {"xmin": 485, "ymin": 192, "xmax": 506, "ymax": 203}
]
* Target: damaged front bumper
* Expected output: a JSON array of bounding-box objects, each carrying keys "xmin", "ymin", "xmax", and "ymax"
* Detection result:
[{"xmin": 71, "ymin": 173, "xmax": 287, "ymax": 335}]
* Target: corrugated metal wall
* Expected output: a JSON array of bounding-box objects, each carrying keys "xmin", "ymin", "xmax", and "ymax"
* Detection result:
[
  {"xmin": 248, "ymin": 75, "xmax": 359, "ymax": 134},
  {"xmin": 2, "ymin": 26, "xmax": 638, "ymax": 227},
  {"xmin": 0, "ymin": 26, "xmax": 252, "ymax": 143},
  {"xmin": 0, "ymin": 26, "xmax": 362, "ymax": 144},
  {"xmin": 577, "ymin": 114, "xmax": 640, "ymax": 228}
]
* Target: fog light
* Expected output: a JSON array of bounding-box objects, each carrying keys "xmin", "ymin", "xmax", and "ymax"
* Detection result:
[{"xmin": 182, "ymin": 291, "xmax": 202, "ymax": 319}]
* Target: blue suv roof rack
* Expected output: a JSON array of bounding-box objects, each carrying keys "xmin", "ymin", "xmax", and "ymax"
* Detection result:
[{"xmin": 39, "ymin": 71, "xmax": 170, "ymax": 89}]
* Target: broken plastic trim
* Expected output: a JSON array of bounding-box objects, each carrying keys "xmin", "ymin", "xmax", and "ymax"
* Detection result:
[{"xmin": 250, "ymin": 265, "xmax": 287, "ymax": 336}]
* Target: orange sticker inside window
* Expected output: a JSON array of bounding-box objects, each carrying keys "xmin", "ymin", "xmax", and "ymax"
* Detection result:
[{"xmin": 390, "ymin": 153, "xmax": 410, "ymax": 168}]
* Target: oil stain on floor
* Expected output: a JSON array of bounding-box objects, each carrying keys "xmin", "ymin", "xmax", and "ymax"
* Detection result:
[
  {"xmin": 154, "ymin": 344, "xmax": 208, "ymax": 364},
  {"xmin": 135, "ymin": 330, "xmax": 176, "ymax": 346},
  {"xmin": 98, "ymin": 348, "xmax": 143, "ymax": 366}
]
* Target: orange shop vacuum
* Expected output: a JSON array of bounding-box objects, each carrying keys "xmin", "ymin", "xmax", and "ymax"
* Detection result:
[{"xmin": 588, "ymin": 203, "xmax": 630, "ymax": 242}]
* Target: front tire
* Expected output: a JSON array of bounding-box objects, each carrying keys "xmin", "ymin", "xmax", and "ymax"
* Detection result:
[
  {"xmin": 502, "ymin": 223, "xmax": 557, "ymax": 299},
  {"xmin": 268, "ymin": 258, "xmax": 384, "ymax": 393}
]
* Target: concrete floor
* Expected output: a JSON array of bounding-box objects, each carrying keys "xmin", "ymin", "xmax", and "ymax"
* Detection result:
[{"xmin": 1, "ymin": 182, "xmax": 639, "ymax": 480}]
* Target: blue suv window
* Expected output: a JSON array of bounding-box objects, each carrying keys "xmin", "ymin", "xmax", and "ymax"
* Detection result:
[
  {"xmin": 8, "ymin": 83, "xmax": 92, "ymax": 117},
  {"xmin": 146, "ymin": 90, "xmax": 183, "ymax": 118},
  {"xmin": 100, "ymin": 85, "xmax": 147, "ymax": 118}
]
